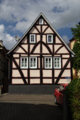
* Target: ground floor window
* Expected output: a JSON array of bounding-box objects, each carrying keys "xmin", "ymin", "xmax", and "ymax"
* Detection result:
[{"xmin": 29, "ymin": 57, "xmax": 37, "ymax": 68}]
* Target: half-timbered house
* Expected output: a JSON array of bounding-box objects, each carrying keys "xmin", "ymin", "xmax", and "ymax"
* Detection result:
[{"xmin": 7, "ymin": 13, "xmax": 75, "ymax": 94}]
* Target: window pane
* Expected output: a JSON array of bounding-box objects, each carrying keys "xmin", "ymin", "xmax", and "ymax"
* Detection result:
[
  {"xmin": 31, "ymin": 35, "xmax": 34, "ymax": 42},
  {"xmin": 48, "ymin": 36, "xmax": 51, "ymax": 42}
]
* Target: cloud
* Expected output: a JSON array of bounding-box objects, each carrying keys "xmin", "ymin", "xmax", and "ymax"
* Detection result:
[
  {"xmin": 62, "ymin": 35, "xmax": 69, "ymax": 43},
  {"xmin": 0, "ymin": 24, "xmax": 16, "ymax": 50},
  {"xmin": 0, "ymin": 0, "xmax": 80, "ymax": 33}
]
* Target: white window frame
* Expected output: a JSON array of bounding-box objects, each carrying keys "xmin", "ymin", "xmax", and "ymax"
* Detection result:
[
  {"xmin": 30, "ymin": 34, "xmax": 36, "ymax": 43},
  {"xmin": 44, "ymin": 57, "xmax": 52, "ymax": 69},
  {"xmin": 53, "ymin": 57, "xmax": 61, "ymax": 69},
  {"xmin": 47, "ymin": 34, "xmax": 53, "ymax": 43},
  {"xmin": 39, "ymin": 19, "xmax": 43, "ymax": 24},
  {"xmin": 29, "ymin": 57, "xmax": 37, "ymax": 68},
  {"xmin": 20, "ymin": 57, "xmax": 28, "ymax": 69}
]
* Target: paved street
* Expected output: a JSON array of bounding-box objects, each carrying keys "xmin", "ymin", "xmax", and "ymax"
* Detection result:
[{"xmin": 0, "ymin": 94, "xmax": 63, "ymax": 120}]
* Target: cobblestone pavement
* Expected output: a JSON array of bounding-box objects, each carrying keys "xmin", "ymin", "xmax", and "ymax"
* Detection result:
[{"xmin": 0, "ymin": 94, "xmax": 63, "ymax": 120}]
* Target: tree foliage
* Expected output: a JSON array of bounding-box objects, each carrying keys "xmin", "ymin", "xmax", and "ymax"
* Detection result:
[{"xmin": 71, "ymin": 24, "xmax": 80, "ymax": 71}]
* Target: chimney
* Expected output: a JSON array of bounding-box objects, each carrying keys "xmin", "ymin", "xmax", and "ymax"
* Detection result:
[{"xmin": 0, "ymin": 40, "xmax": 3, "ymax": 45}]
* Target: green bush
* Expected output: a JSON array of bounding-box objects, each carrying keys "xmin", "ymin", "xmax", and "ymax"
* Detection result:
[{"xmin": 66, "ymin": 78, "xmax": 80, "ymax": 120}]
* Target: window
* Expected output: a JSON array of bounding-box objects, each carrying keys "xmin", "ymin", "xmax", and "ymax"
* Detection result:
[
  {"xmin": 45, "ymin": 57, "xmax": 52, "ymax": 69},
  {"xmin": 29, "ymin": 57, "xmax": 37, "ymax": 68},
  {"xmin": 39, "ymin": 19, "xmax": 43, "ymax": 24},
  {"xmin": 47, "ymin": 34, "xmax": 53, "ymax": 43},
  {"xmin": 53, "ymin": 57, "xmax": 61, "ymax": 69},
  {"xmin": 30, "ymin": 34, "xmax": 36, "ymax": 43},
  {"xmin": 20, "ymin": 57, "xmax": 28, "ymax": 68}
]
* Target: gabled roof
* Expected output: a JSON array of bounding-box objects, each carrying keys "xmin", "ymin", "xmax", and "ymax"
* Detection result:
[{"xmin": 7, "ymin": 12, "xmax": 75, "ymax": 55}]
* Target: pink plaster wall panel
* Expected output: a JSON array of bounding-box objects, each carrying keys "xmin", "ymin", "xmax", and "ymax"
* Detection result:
[
  {"xmin": 44, "ymin": 27, "xmax": 54, "ymax": 33},
  {"xmin": 30, "ymin": 44, "xmax": 35, "ymax": 53},
  {"xmin": 37, "ymin": 35, "xmax": 40, "ymax": 43},
  {"xmin": 30, "ymin": 70, "xmax": 40, "ymax": 77},
  {"xmin": 61, "ymin": 70, "xmax": 71, "ymax": 77},
  {"xmin": 12, "ymin": 62, "xmax": 17, "ymax": 68},
  {"xmin": 44, "ymin": 21, "xmax": 47, "ymax": 24},
  {"xmin": 54, "ymin": 55, "xmax": 60, "ymax": 57},
  {"xmin": 66, "ymin": 62, "xmax": 70, "ymax": 68},
  {"xmin": 58, "ymin": 79, "xmax": 71, "ymax": 84},
  {"xmin": 42, "ymin": 35, "xmax": 46, "ymax": 43},
  {"xmin": 57, "ymin": 47, "xmax": 69, "ymax": 54},
  {"xmin": 14, "ymin": 46, "xmax": 25, "ymax": 53},
  {"xmin": 12, "ymin": 79, "xmax": 24, "ymax": 84},
  {"xmin": 43, "ymin": 70, "xmax": 52, "ymax": 77},
  {"xmin": 55, "ymin": 36, "xmax": 62, "ymax": 43},
  {"xmin": 15, "ymin": 59, "xmax": 19, "ymax": 66},
  {"xmin": 38, "ymin": 58, "xmax": 40, "ymax": 68},
  {"xmin": 21, "ymin": 44, "xmax": 28, "ymax": 52},
  {"xmin": 13, "ymin": 54, "xmax": 19, "ymax": 58},
  {"xmin": 21, "ymin": 54, "xmax": 28, "ymax": 56},
  {"xmin": 42, "ymin": 44, "xmax": 49, "ymax": 53},
  {"xmin": 54, "ymin": 45, "xmax": 62, "ymax": 53},
  {"xmin": 62, "ymin": 59, "xmax": 68, "ymax": 68},
  {"xmin": 43, "ymin": 55, "xmax": 52, "ymax": 56},
  {"xmin": 33, "ymin": 44, "xmax": 40, "ymax": 53},
  {"xmin": 48, "ymin": 45, "xmax": 53, "ymax": 53},
  {"xmin": 21, "ymin": 70, "xmax": 28, "ymax": 77},
  {"xmin": 30, "ymin": 54, "xmax": 40, "ymax": 56},
  {"xmin": 43, "ymin": 79, "xmax": 52, "ymax": 84},
  {"xmin": 26, "ymin": 79, "xmax": 28, "ymax": 84},
  {"xmin": 30, "ymin": 79, "xmax": 40, "ymax": 84},
  {"xmin": 21, "ymin": 37, "xmax": 27, "ymax": 43},
  {"xmin": 36, "ymin": 25, "xmax": 41, "ymax": 33},
  {"xmin": 29, "ymin": 27, "xmax": 38, "ymax": 33},
  {"xmin": 62, "ymin": 55, "xmax": 70, "ymax": 58},
  {"xmin": 12, "ymin": 70, "xmax": 21, "ymax": 77},
  {"xmin": 54, "ymin": 70, "xmax": 61, "ymax": 77},
  {"xmin": 42, "ymin": 26, "xmax": 48, "ymax": 32}
]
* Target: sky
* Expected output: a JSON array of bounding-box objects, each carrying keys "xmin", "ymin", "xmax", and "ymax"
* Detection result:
[{"xmin": 0, "ymin": 0, "xmax": 80, "ymax": 50}]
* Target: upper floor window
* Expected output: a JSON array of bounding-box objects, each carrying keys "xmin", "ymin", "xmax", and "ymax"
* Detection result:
[
  {"xmin": 39, "ymin": 19, "xmax": 43, "ymax": 24},
  {"xmin": 20, "ymin": 57, "xmax": 28, "ymax": 68},
  {"xmin": 44, "ymin": 57, "xmax": 52, "ymax": 69},
  {"xmin": 47, "ymin": 34, "xmax": 53, "ymax": 43},
  {"xmin": 30, "ymin": 34, "xmax": 36, "ymax": 43},
  {"xmin": 53, "ymin": 57, "xmax": 61, "ymax": 69},
  {"xmin": 29, "ymin": 57, "xmax": 37, "ymax": 68}
]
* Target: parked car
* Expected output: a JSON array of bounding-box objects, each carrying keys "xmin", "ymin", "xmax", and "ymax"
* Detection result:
[{"xmin": 54, "ymin": 84, "xmax": 68, "ymax": 105}]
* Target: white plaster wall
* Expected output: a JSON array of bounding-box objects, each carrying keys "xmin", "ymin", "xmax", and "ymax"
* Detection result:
[
  {"xmin": 36, "ymin": 25, "xmax": 41, "ymax": 32},
  {"xmin": 33, "ymin": 44, "xmax": 40, "ymax": 53},
  {"xmin": 37, "ymin": 35, "xmax": 40, "ymax": 43},
  {"xmin": 48, "ymin": 45, "xmax": 53, "ymax": 53},
  {"xmin": 54, "ymin": 45, "xmax": 62, "ymax": 52},
  {"xmin": 26, "ymin": 79, "xmax": 28, "ymax": 84},
  {"xmin": 13, "ymin": 54, "xmax": 19, "ymax": 57},
  {"xmin": 55, "ymin": 36, "xmax": 62, "ymax": 43},
  {"xmin": 22, "ymin": 70, "xmax": 28, "ymax": 77},
  {"xmin": 21, "ymin": 54, "xmax": 28, "ymax": 56},
  {"xmin": 58, "ymin": 79, "xmax": 71, "ymax": 84},
  {"xmin": 43, "ymin": 79, "xmax": 52, "ymax": 84},
  {"xmin": 61, "ymin": 70, "xmax": 71, "ymax": 77},
  {"xmin": 62, "ymin": 55, "xmax": 70, "ymax": 58},
  {"xmin": 42, "ymin": 44, "xmax": 49, "ymax": 53},
  {"xmin": 44, "ymin": 27, "xmax": 54, "ymax": 33},
  {"xmin": 62, "ymin": 59, "xmax": 68, "ymax": 68},
  {"xmin": 57, "ymin": 46, "xmax": 69, "ymax": 54},
  {"xmin": 30, "ymin": 79, "xmax": 40, "ymax": 84},
  {"xmin": 12, "ymin": 59, "xmax": 19, "ymax": 68},
  {"xmin": 30, "ymin": 70, "xmax": 40, "ymax": 77},
  {"xmin": 30, "ymin": 54, "xmax": 40, "ymax": 56},
  {"xmin": 21, "ymin": 37, "xmax": 27, "ymax": 43},
  {"xmin": 54, "ymin": 55, "xmax": 60, "ymax": 56},
  {"xmin": 30, "ymin": 45, "xmax": 35, "ymax": 53},
  {"xmin": 29, "ymin": 27, "xmax": 38, "ymax": 33},
  {"xmin": 14, "ymin": 46, "xmax": 25, "ymax": 53},
  {"xmin": 42, "ymin": 26, "xmax": 48, "ymax": 32},
  {"xmin": 54, "ymin": 70, "xmax": 61, "ymax": 77},
  {"xmin": 15, "ymin": 59, "xmax": 19, "ymax": 66},
  {"xmin": 12, "ymin": 79, "xmax": 24, "ymax": 84},
  {"xmin": 44, "ymin": 21, "xmax": 47, "ymax": 24},
  {"xmin": 12, "ymin": 70, "xmax": 21, "ymax": 77},
  {"xmin": 12, "ymin": 62, "xmax": 17, "ymax": 68},
  {"xmin": 21, "ymin": 44, "xmax": 28, "ymax": 52},
  {"xmin": 42, "ymin": 35, "xmax": 46, "ymax": 43},
  {"xmin": 43, "ymin": 70, "xmax": 52, "ymax": 77},
  {"xmin": 67, "ymin": 62, "xmax": 70, "ymax": 68}
]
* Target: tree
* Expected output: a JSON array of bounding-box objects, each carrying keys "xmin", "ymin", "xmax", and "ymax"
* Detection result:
[{"xmin": 71, "ymin": 23, "xmax": 80, "ymax": 72}]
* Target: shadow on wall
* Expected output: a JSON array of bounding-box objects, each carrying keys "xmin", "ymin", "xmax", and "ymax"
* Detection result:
[{"xmin": 0, "ymin": 102, "xmax": 63, "ymax": 120}]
